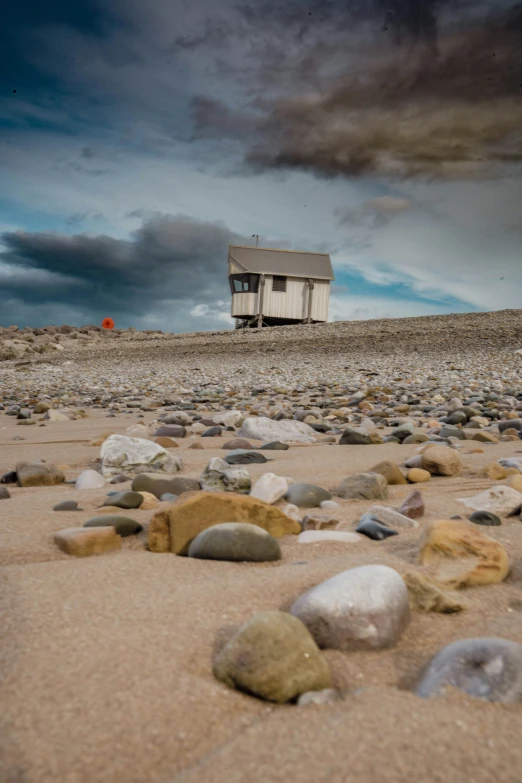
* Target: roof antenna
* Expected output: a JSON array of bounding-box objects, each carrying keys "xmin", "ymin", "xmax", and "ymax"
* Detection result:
[{"xmin": 252, "ymin": 234, "xmax": 259, "ymax": 247}]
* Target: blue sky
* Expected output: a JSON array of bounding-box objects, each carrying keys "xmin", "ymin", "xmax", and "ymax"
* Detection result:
[{"xmin": 1, "ymin": 0, "xmax": 521, "ymax": 331}]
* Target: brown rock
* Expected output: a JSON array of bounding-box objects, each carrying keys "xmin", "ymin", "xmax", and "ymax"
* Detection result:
[
  {"xmin": 472, "ymin": 431, "xmax": 500, "ymax": 443},
  {"xmin": 154, "ymin": 437, "xmax": 179, "ymax": 448},
  {"xmin": 368, "ymin": 460, "xmax": 407, "ymax": 485},
  {"xmin": 407, "ymin": 468, "xmax": 431, "ymax": 483},
  {"xmin": 189, "ymin": 441, "xmax": 204, "ymax": 450},
  {"xmin": 137, "ymin": 491, "xmax": 161, "ymax": 510},
  {"xmin": 419, "ymin": 519, "xmax": 510, "ymax": 588},
  {"xmin": 148, "ymin": 491, "xmax": 301, "ymax": 555},
  {"xmin": 420, "ymin": 445, "xmax": 461, "ymax": 477},
  {"xmin": 399, "ymin": 489, "xmax": 425, "ymax": 519},
  {"xmin": 302, "ymin": 513, "xmax": 340, "ymax": 531},
  {"xmin": 33, "ymin": 401, "xmax": 51, "ymax": 414},
  {"xmin": 483, "ymin": 463, "xmax": 508, "ymax": 480},
  {"xmin": 16, "ymin": 462, "xmax": 65, "ymax": 487},
  {"xmin": 54, "ymin": 526, "xmax": 122, "ymax": 557},
  {"xmin": 222, "ymin": 439, "xmax": 254, "ymax": 450},
  {"xmin": 506, "ymin": 474, "xmax": 522, "ymax": 493},
  {"xmin": 404, "ymin": 571, "xmax": 465, "ymax": 613}
]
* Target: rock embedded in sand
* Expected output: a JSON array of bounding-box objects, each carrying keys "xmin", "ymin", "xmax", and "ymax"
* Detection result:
[
  {"xmin": 337, "ymin": 472, "xmax": 388, "ymax": 500},
  {"xmin": 469, "ymin": 510, "xmax": 502, "ymax": 527},
  {"xmin": 43, "ymin": 409, "xmax": 69, "ymax": 421},
  {"xmin": 131, "ymin": 473, "xmax": 200, "ymax": 498},
  {"xmin": 356, "ymin": 518, "xmax": 398, "ymax": 541},
  {"xmin": 399, "ymin": 490, "xmax": 425, "ymax": 519},
  {"xmin": 260, "ymin": 441, "xmax": 289, "ymax": 451},
  {"xmin": 153, "ymin": 425, "xmax": 187, "ymax": 438},
  {"xmin": 75, "ymin": 469, "xmax": 105, "ymax": 490},
  {"xmin": 100, "ymin": 434, "xmax": 182, "ymax": 476},
  {"xmin": 223, "ymin": 450, "xmax": 268, "ymax": 465},
  {"xmin": 222, "ymin": 438, "xmax": 254, "ymax": 451},
  {"xmin": 416, "ymin": 638, "xmax": 522, "ymax": 702},
  {"xmin": 84, "ymin": 515, "xmax": 143, "ymax": 537},
  {"xmin": 154, "ymin": 437, "xmax": 179, "ymax": 448},
  {"xmin": 237, "ymin": 417, "xmax": 316, "ymax": 444},
  {"xmin": 366, "ymin": 506, "xmax": 418, "ymax": 529},
  {"xmin": 53, "ymin": 500, "xmax": 79, "ymax": 511},
  {"xmin": 419, "ymin": 519, "xmax": 510, "ymax": 588},
  {"xmin": 54, "ymin": 526, "xmax": 122, "ymax": 556},
  {"xmin": 420, "ymin": 445, "xmax": 461, "ymax": 477},
  {"xmin": 200, "ymin": 458, "xmax": 251, "ymax": 494},
  {"xmin": 297, "ymin": 688, "xmax": 342, "ymax": 706},
  {"xmin": 0, "ymin": 486, "xmax": 11, "ymax": 499},
  {"xmin": 148, "ymin": 491, "xmax": 300, "ymax": 555},
  {"xmin": 458, "ymin": 486, "xmax": 522, "ymax": 517},
  {"xmin": 291, "ymin": 564, "xmax": 410, "ymax": 651},
  {"xmin": 407, "ymin": 468, "xmax": 431, "ymax": 483},
  {"xmin": 367, "ymin": 461, "xmax": 408, "ymax": 485},
  {"xmin": 213, "ymin": 611, "xmax": 331, "ymax": 703},
  {"xmin": 339, "ymin": 428, "xmax": 372, "ymax": 445},
  {"xmin": 404, "ymin": 571, "xmax": 465, "ymax": 614},
  {"xmin": 297, "ymin": 530, "xmax": 360, "ymax": 544},
  {"xmin": 250, "ymin": 473, "xmax": 289, "ymax": 504},
  {"xmin": 16, "ymin": 462, "xmax": 65, "ymax": 488},
  {"xmin": 137, "ymin": 491, "xmax": 160, "ymax": 510},
  {"xmin": 284, "ymin": 483, "xmax": 332, "ymax": 509},
  {"xmin": 101, "ymin": 490, "xmax": 144, "ymax": 509},
  {"xmin": 188, "ymin": 523, "xmax": 281, "ymax": 562}
]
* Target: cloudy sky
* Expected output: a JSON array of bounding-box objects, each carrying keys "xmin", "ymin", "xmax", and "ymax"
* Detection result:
[{"xmin": 1, "ymin": 0, "xmax": 521, "ymax": 331}]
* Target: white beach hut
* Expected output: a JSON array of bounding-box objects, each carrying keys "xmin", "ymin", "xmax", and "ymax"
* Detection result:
[{"xmin": 228, "ymin": 245, "xmax": 334, "ymax": 328}]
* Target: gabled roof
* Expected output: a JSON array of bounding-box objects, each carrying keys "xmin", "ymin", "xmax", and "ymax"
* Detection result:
[{"xmin": 228, "ymin": 245, "xmax": 334, "ymax": 281}]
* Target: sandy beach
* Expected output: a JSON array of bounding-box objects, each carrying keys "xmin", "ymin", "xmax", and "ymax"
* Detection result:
[{"xmin": 1, "ymin": 311, "xmax": 522, "ymax": 783}]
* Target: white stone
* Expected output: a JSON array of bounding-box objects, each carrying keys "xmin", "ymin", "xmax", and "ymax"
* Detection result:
[
  {"xmin": 282, "ymin": 503, "xmax": 302, "ymax": 522},
  {"xmin": 458, "ymin": 486, "xmax": 522, "ymax": 517},
  {"xmin": 126, "ymin": 424, "xmax": 153, "ymax": 440},
  {"xmin": 190, "ymin": 422, "xmax": 206, "ymax": 434},
  {"xmin": 44, "ymin": 409, "xmax": 70, "ymax": 421},
  {"xmin": 291, "ymin": 565, "xmax": 410, "ymax": 651},
  {"xmin": 237, "ymin": 417, "xmax": 317, "ymax": 444},
  {"xmin": 367, "ymin": 505, "xmax": 419, "ymax": 529},
  {"xmin": 200, "ymin": 458, "xmax": 251, "ymax": 494},
  {"xmin": 499, "ymin": 458, "xmax": 522, "ymax": 473},
  {"xmin": 213, "ymin": 410, "xmax": 243, "ymax": 427},
  {"xmin": 405, "ymin": 455, "xmax": 423, "ymax": 469},
  {"xmin": 75, "ymin": 469, "xmax": 105, "ymax": 490},
  {"xmin": 100, "ymin": 434, "xmax": 182, "ymax": 476},
  {"xmin": 297, "ymin": 531, "xmax": 360, "ymax": 544},
  {"xmin": 250, "ymin": 473, "xmax": 289, "ymax": 504},
  {"xmin": 320, "ymin": 500, "xmax": 340, "ymax": 509}
]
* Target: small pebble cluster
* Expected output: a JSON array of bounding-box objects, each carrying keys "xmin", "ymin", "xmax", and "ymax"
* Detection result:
[{"xmin": 1, "ymin": 311, "xmax": 522, "ymax": 708}]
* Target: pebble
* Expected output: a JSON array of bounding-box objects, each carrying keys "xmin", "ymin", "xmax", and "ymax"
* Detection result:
[
  {"xmin": 250, "ymin": 473, "xmax": 289, "ymax": 504},
  {"xmin": 222, "ymin": 439, "xmax": 254, "ymax": 450},
  {"xmin": 404, "ymin": 572, "xmax": 465, "ymax": 614},
  {"xmin": 101, "ymin": 491, "xmax": 144, "ymax": 509},
  {"xmin": 260, "ymin": 441, "xmax": 289, "ymax": 451},
  {"xmin": 188, "ymin": 523, "xmax": 282, "ymax": 562},
  {"xmin": 160, "ymin": 492, "xmax": 178, "ymax": 502},
  {"xmin": 458, "ymin": 486, "xmax": 522, "ymax": 517},
  {"xmin": 355, "ymin": 518, "xmax": 398, "ymax": 540},
  {"xmin": 75, "ymin": 469, "xmax": 105, "ymax": 490},
  {"xmin": 469, "ymin": 510, "xmax": 502, "ymax": 527},
  {"xmin": 399, "ymin": 490, "xmax": 425, "ymax": 519},
  {"xmin": 297, "ymin": 688, "xmax": 342, "ymax": 706},
  {"xmin": 416, "ymin": 638, "xmax": 522, "ymax": 702},
  {"xmin": 420, "ymin": 445, "xmax": 462, "ymax": 476},
  {"xmin": 223, "ymin": 450, "xmax": 268, "ymax": 465},
  {"xmin": 53, "ymin": 500, "xmax": 80, "ymax": 511},
  {"xmin": 291, "ymin": 564, "xmax": 410, "ymax": 651},
  {"xmin": 109, "ymin": 473, "xmax": 131, "ymax": 484},
  {"xmin": 339, "ymin": 428, "xmax": 372, "ymax": 445},
  {"xmin": 153, "ymin": 425, "xmax": 187, "ymax": 438},
  {"xmin": 54, "ymin": 526, "xmax": 122, "ymax": 556},
  {"xmin": 365, "ymin": 505, "xmax": 419, "ymax": 529},
  {"xmin": 284, "ymin": 483, "xmax": 332, "ymax": 508},
  {"xmin": 407, "ymin": 468, "xmax": 431, "ymax": 483},
  {"xmin": 337, "ymin": 472, "xmax": 388, "ymax": 500},
  {"xmin": 367, "ymin": 460, "xmax": 408, "ymax": 485},
  {"xmin": 213, "ymin": 611, "xmax": 331, "ymax": 703},
  {"xmin": 237, "ymin": 417, "xmax": 317, "ymax": 444},
  {"xmin": 200, "ymin": 458, "xmax": 251, "ymax": 494},
  {"xmin": 0, "ymin": 486, "xmax": 11, "ymax": 499},
  {"xmin": 84, "ymin": 515, "xmax": 143, "ymax": 537},
  {"xmin": 297, "ymin": 530, "xmax": 360, "ymax": 544},
  {"xmin": 131, "ymin": 473, "xmax": 200, "ymax": 498}
]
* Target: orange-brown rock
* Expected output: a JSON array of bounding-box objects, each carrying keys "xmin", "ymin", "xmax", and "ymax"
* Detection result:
[
  {"xmin": 148, "ymin": 491, "xmax": 301, "ymax": 555},
  {"xmin": 419, "ymin": 519, "xmax": 509, "ymax": 588},
  {"xmin": 154, "ymin": 437, "xmax": 179, "ymax": 448},
  {"xmin": 54, "ymin": 526, "xmax": 122, "ymax": 557}
]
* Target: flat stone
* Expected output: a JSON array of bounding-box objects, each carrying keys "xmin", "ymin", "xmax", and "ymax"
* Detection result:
[
  {"xmin": 131, "ymin": 473, "xmax": 200, "ymax": 498},
  {"xmin": 337, "ymin": 472, "xmax": 388, "ymax": 500},
  {"xmin": 223, "ymin": 450, "xmax": 268, "ymax": 465},
  {"xmin": 222, "ymin": 439, "xmax": 254, "ymax": 450},
  {"xmin": 101, "ymin": 491, "xmax": 144, "ymax": 509},
  {"xmin": 154, "ymin": 437, "xmax": 179, "ymax": 448},
  {"xmin": 53, "ymin": 500, "xmax": 80, "ymax": 511},
  {"xmin": 291, "ymin": 565, "xmax": 410, "ymax": 651},
  {"xmin": 153, "ymin": 425, "xmax": 187, "ymax": 438},
  {"xmin": 416, "ymin": 638, "xmax": 522, "ymax": 702},
  {"xmin": 54, "ymin": 526, "xmax": 122, "ymax": 557},
  {"xmin": 458, "ymin": 486, "xmax": 522, "ymax": 517},
  {"xmin": 213, "ymin": 611, "xmax": 331, "ymax": 703},
  {"xmin": 366, "ymin": 505, "xmax": 419, "ymax": 529},
  {"xmin": 419, "ymin": 519, "xmax": 510, "ymax": 588},
  {"xmin": 16, "ymin": 462, "xmax": 65, "ymax": 488},
  {"xmin": 284, "ymin": 483, "xmax": 332, "ymax": 508},
  {"xmin": 84, "ymin": 515, "xmax": 143, "ymax": 537},
  {"xmin": 297, "ymin": 530, "xmax": 361, "ymax": 544},
  {"xmin": 237, "ymin": 417, "xmax": 317, "ymax": 444},
  {"xmin": 399, "ymin": 490, "xmax": 425, "ymax": 519},
  {"xmin": 109, "ymin": 473, "xmax": 131, "ymax": 484},
  {"xmin": 148, "ymin": 491, "xmax": 300, "ymax": 555},
  {"xmin": 260, "ymin": 441, "xmax": 290, "ymax": 451},
  {"xmin": 297, "ymin": 689, "xmax": 342, "ymax": 706},
  {"xmin": 356, "ymin": 518, "xmax": 398, "ymax": 540},
  {"xmin": 404, "ymin": 572, "xmax": 465, "ymax": 613},
  {"xmin": 188, "ymin": 523, "xmax": 282, "ymax": 562},
  {"xmin": 469, "ymin": 510, "xmax": 502, "ymax": 527},
  {"xmin": 75, "ymin": 469, "xmax": 105, "ymax": 490}
]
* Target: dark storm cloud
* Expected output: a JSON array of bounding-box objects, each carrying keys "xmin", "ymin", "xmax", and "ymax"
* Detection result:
[
  {"xmin": 190, "ymin": 0, "xmax": 522, "ymax": 178},
  {"xmin": 0, "ymin": 214, "xmax": 242, "ymax": 327}
]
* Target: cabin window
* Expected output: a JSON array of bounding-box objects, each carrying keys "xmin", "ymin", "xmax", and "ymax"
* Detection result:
[
  {"xmin": 229, "ymin": 274, "xmax": 260, "ymax": 294},
  {"xmin": 272, "ymin": 275, "xmax": 287, "ymax": 293}
]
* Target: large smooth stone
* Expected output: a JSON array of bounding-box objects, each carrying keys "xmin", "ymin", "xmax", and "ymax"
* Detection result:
[
  {"xmin": 101, "ymin": 491, "xmax": 144, "ymax": 509},
  {"xmin": 84, "ymin": 515, "xmax": 143, "ymax": 537},
  {"xmin": 213, "ymin": 611, "xmax": 331, "ymax": 703},
  {"xmin": 75, "ymin": 469, "xmax": 105, "ymax": 490},
  {"xmin": 100, "ymin": 434, "xmax": 182, "ymax": 476},
  {"xmin": 337, "ymin": 472, "xmax": 388, "ymax": 500},
  {"xmin": 339, "ymin": 428, "xmax": 372, "ymax": 445},
  {"xmin": 284, "ymin": 483, "xmax": 332, "ymax": 508},
  {"xmin": 131, "ymin": 473, "xmax": 200, "ymax": 498},
  {"xmin": 200, "ymin": 458, "xmax": 251, "ymax": 494},
  {"xmin": 291, "ymin": 564, "xmax": 410, "ymax": 651},
  {"xmin": 16, "ymin": 462, "xmax": 65, "ymax": 487},
  {"xmin": 419, "ymin": 519, "xmax": 509, "ymax": 588},
  {"xmin": 420, "ymin": 445, "xmax": 461, "ymax": 476},
  {"xmin": 416, "ymin": 638, "xmax": 522, "ymax": 702},
  {"xmin": 223, "ymin": 450, "xmax": 268, "ymax": 465},
  {"xmin": 260, "ymin": 441, "xmax": 289, "ymax": 451},
  {"xmin": 188, "ymin": 523, "xmax": 281, "ymax": 562},
  {"xmin": 367, "ymin": 461, "xmax": 408, "ymax": 485},
  {"xmin": 356, "ymin": 518, "xmax": 398, "ymax": 540},
  {"xmin": 237, "ymin": 417, "xmax": 317, "ymax": 444},
  {"xmin": 148, "ymin": 491, "xmax": 300, "ymax": 555},
  {"xmin": 458, "ymin": 486, "xmax": 522, "ymax": 517},
  {"xmin": 250, "ymin": 473, "xmax": 289, "ymax": 504},
  {"xmin": 469, "ymin": 510, "xmax": 502, "ymax": 527},
  {"xmin": 54, "ymin": 526, "xmax": 122, "ymax": 557}
]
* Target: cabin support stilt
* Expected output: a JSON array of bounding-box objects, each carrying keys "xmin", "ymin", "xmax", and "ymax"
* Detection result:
[
  {"xmin": 257, "ymin": 274, "xmax": 265, "ymax": 328},
  {"xmin": 306, "ymin": 278, "xmax": 314, "ymax": 324}
]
